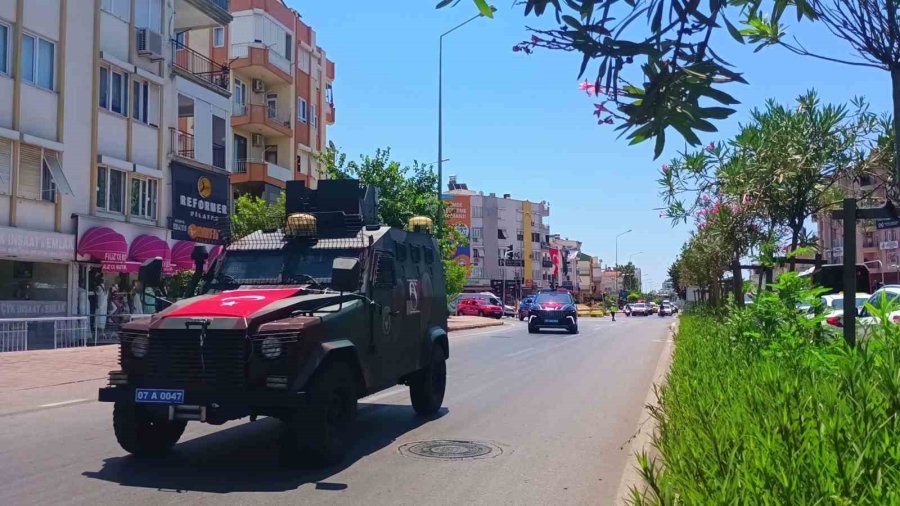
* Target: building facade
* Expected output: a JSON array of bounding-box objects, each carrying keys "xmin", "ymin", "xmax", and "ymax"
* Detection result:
[
  {"xmin": 197, "ymin": 0, "xmax": 334, "ymax": 202},
  {"xmin": 0, "ymin": 0, "xmax": 233, "ymax": 320},
  {"xmin": 444, "ymin": 176, "xmax": 553, "ymax": 296}
]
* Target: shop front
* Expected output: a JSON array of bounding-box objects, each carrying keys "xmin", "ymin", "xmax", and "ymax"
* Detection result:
[{"xmin": 0, "ymin": 225, "xmax": 76, "ymax": 318}]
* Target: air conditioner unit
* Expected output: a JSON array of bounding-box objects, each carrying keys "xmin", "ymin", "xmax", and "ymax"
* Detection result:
[
  {"xmin": 252, "ymin": 79, "xmax": 265, "ymax": 93},
  {"xmin": 136, "ymin": 28, "xmax": 164, "ymax": 61},
  {"xmin": 251, "ymin": 133, "xmax": 264, "ymax": 147}
]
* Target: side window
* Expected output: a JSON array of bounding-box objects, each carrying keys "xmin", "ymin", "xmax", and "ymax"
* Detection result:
[
  {"xmin": 395, "ymin": 243, "xmax": 407, "ymax": 262},
  {"xmin": 410, "ymin": 245, "xmax": 421, "ymax": 263},
  {"xmin": 424, "ymin": 247, "xmax": 434, "ymax": 264},
  {"xmin": 374, "ymin": 253, "xmax": 396, "ymax": 288}
]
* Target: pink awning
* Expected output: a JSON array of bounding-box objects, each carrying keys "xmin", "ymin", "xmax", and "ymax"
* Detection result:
[
  {"xmin": 170, "ymin": 241, "xmax": 196, "ymax": 270},
  {"xmin": 77, "ymin": 227, "xmax": 127, "ymax": 263},
  {"xmin": 205, "ymin": 245, "xmax": 224, "ymax": 270},
  {"xmin": 129, "ymin": 235, "xmax": 170, "ymax": 263}
]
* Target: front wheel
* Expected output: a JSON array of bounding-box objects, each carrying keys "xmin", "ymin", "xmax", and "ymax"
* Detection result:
[
  {"xmin": 410, "ymin": 345, "xmax": 447, "ymax": 416},
  {"xmin": 518, "ymin": 314, "xmax": 525, "ymax": 321},
  {"xmin": 113, "ymin": 402, "xmax": 186, "ymax": 457},
  {"xmin": 568, "ymin": 325, "xmax": 579, "ymax": 334},
  {"xmin": 528, "ymin": 325, "xmax": 538, "ymax": 334},
  {"xmin": 284, "ymin": 362, "xmax": 357, "ymax": 466},
  {"xmin": 477, "ymin": 310, "xmax": 484, "ymax": 317}
]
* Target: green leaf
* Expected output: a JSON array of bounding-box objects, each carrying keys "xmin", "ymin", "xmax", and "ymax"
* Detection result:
[
  {"xmin": 435, "ymin": 0, "xmax": 455, "ymax": 8},
  {"xmin": 698, "ymin": 86, "xmax": 740, "ymax": 106},
  {"xmin": 671, "ymin": 121, "xmax": 701, "ymax": 145},
  {"xmin": 722, "ymin": 15, "xmax": 744, "ymax": 44},
  {"xmin": 562, "ymin": 15, "xmax": 582, "ymax": 29},
  {"xmin": 654, "ymin": 128, "xmax": 666, "ymax": 158},
  {"xmin": 699, "ymin": 107, "xmax": 736, "ymax": 120},
  {"xmin": 474, "ymin": 0, "xmax": 494, "ymax": 18}
]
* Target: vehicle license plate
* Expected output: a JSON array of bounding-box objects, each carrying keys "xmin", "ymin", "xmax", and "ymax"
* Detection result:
[
  {"xmin": 544, "ymin": 319, "xmax": 558, "ymax": 324},
  {"xmin": 135, "ymin": 389, "xmax": 185, "ymax": 404}
]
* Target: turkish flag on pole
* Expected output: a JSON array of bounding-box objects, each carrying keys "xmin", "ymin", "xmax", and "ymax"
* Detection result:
[{"xmin": 549, "ymin": 248, "xmax": 560, "ymax": 276}]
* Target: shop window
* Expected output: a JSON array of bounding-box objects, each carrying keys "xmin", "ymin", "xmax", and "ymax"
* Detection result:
[
  {"xmin": 97, "ymin": 165, "xmax": 126, "ymax": 213},
  {"xmin": 0, "ymin": 260, "xmax": 68, "ymax": 312},
  {"xmin": 130, "ymin": 177, "xmax": 158, "ymax": 219}
]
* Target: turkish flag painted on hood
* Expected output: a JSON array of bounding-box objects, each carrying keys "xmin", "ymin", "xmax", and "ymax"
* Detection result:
[{"xmin": 166, "ymin": 288, "xmax": 302, "ymax": 318}]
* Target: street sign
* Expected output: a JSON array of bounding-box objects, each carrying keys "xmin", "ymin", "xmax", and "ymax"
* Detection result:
[
  {"xmin": 498, "ymin": 258, "xmax": 524, "ymax": 267},
  {"xmin": 876, "ymin": 218, "xmax": 900, "ymax": 230}
]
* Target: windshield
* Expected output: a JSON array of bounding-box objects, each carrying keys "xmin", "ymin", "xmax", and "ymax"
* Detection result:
[
  {"xmin": 214, "ymin": 248, "xmax": 364, "ymax": 288},
  {"xmin": 535, "ymin": 293, "xmax": 574, "ymax": 304}
]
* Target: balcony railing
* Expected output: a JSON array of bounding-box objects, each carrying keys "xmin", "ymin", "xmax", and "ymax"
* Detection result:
[
  {"xmin": 233, "ymin": 159, "xmax": 292, "ymax": 183},
  {"xmin": 233, "ymin": 102, "xmax": 246, "ymax": 116},
  {"xmin": 212, "ymin": 143, "xmax": 225, "ymax": 170},
  {"xmin": 266, "ymin": 105, "xmax": 291, "ymax": 128},
  {"xmin": 172, "ymin": 39, "xmax": 229, "ymax": 93},
  {"xmin": 231, "ymin": 42, "xmax": 292, "ymax": 75},
  {"xmin": 171, "ymin": 128, "xmax": 194, "ymax": 159}
]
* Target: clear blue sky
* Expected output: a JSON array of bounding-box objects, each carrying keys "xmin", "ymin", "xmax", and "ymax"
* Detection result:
[{"xmin": 293, "ymin": 1, "xmax": 891, "ymax": 290}]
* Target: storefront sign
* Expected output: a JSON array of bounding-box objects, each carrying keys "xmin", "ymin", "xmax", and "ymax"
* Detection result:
[
  {"xmin": 170, "ymin": 162, "xmax": 229, "ymax": 244},
  {"xmin": 876, "ymin": 218, "xmax": 900, "ymax": 230},
  {"xmin": 0, "ymin": 300, "xmax": 67, "ymax": 317},
  {"xmin": 0, "ymin": 226, "xmax": 75, "ymax": 260}
]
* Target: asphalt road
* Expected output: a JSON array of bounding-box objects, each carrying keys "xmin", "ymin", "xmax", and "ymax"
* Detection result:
[{"xmin": 0, "ymin": 315, "xmax": 673, "ymax": 506}]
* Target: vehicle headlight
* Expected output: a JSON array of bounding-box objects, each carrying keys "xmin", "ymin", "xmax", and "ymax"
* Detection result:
[
  {"xmin": 260, "ymin": 336, "xmax": 283, "ymax": 359},
  {"xmin": 131, "ymin": 336, "xmax": 148, "ymax": 358}
]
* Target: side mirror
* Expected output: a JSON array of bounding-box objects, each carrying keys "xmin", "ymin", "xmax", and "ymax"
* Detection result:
[
  {"xmin": 331, "ymin": 257, "xmax": 361, "ymax": 292},
  {"xmin": 138, "ymin": 257, "xmax": 163, "ymax": 288}
]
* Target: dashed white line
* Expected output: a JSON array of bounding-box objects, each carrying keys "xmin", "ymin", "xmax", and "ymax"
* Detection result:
[
  {"xmin": 504, "ymin": 347, "xmax": 537, "ymax": 358},
  {"xmin": 39, "ymin": 398, "xmax": 89, "ymax": 408}
]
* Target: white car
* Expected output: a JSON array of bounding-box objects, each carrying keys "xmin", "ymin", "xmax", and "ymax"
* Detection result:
[
  {"xmin": 824, "ymin": 287, "xmax": 900, "ymax": 340},
  {"xmin": 629, "ymin": 303, "xmax": 650, "ymax": 316}
]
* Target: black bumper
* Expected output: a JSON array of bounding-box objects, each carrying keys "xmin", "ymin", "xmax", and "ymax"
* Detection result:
[
  {"xmin": 98, "ymin": 386, "xmax": 308, "ymax": 408},
  {"xmin": 528, "ymin": 312, "xmax": 577, "ymax": 327}
]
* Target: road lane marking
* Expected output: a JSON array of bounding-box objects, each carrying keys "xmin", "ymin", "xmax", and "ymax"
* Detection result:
[
  {"xmin": 504, "ymin": 347, "xmax": 536, "ymax": 358},
  {"xmin": 39, "ymin": 398, "xmax": 89, "ymax": 408}
]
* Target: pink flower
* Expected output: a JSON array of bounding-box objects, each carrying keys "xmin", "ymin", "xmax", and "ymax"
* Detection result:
[
  {"xmin": 706, "ymin": 143, "xmax": 715, "ymax": 152},
  {"xmin": 531, "ymin": 35, "xmax": 541, "ymax": 44},
  {"xmin": 662, "ymin": 164, "xmax": 669, "ymax": 174},
  {"xmin": 578, "ymin": 80, "xmax": 592, "ymax": 91},
  {"xmin": 593, "ymin": 103, "xmax": 608, "ymax": 117},
  {"xmin": 701, "ymin": 194, "xmax": 710, "ymax": 203}
]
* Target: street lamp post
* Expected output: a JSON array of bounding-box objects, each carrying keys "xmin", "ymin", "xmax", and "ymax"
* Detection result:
[
  {"xmin": 615, "ymin": 229, "xmax": 632, "ymax": 298},
  {"xmin": 437, "ymin": 8, "xmax": 493, "ymax": 235},
  {"xmin": 628, "ymin": 251, "xmax": 644, "ymax": 263}
]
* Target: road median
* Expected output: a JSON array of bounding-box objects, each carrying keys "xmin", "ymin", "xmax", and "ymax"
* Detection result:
[{"xmin": 447, "ymin": 315, "xmax": 505, "ymax": 332}]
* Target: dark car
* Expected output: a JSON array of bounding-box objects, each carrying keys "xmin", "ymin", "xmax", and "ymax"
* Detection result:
[
  {"xmin": 518, "ymin": 296, "xmax": 534, "ymax": 321},
  {"xmin": 99, "ymin": 180, "xmax": 448, "ymax": 466},
  {"xmin": 456, "ymin": 297, "xmax": 502, "ymax": 318},
  {"xmin": 527, "ymin": 291, "xmax": 578, "ymax": 334}
]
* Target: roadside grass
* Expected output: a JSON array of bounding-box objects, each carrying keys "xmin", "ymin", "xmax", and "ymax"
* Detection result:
[{"xmin": 631, "ymin": 275, "xmax": 900, "ymax": 505}]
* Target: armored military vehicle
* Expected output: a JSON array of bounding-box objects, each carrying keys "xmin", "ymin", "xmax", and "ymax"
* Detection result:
[{"xmin": 98, "ymin": 180, "xmax": 449, "ymax": 464}]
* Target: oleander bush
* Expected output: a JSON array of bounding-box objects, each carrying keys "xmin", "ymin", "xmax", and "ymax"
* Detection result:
[{"xmin": 631, "ymin": 274, "xmax": 900, "ymax": 505}]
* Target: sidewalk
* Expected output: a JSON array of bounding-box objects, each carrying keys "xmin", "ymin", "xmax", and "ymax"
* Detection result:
[{"xmin": 447, "ymin": 315, "xmax": 505, "ymax": 332}]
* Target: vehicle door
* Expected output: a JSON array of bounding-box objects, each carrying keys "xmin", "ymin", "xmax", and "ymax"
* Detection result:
[{"xmin": 369, "ymin": 251, "xmax": 405, "ymax": 388}]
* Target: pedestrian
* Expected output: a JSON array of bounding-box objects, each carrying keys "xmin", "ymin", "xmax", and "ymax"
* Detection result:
[{"xmin": 611, "ymin": 304, "xmax": 616, "ymax": 322}]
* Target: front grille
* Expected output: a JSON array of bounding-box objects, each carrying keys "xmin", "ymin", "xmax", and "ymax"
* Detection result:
[
  {"xmin": 537, "ymin": 310, "xmax": 566, "ymax": 320},
  {"xmin": 144, "ymin": 329, "xmax": 248, "ymax": 390}
]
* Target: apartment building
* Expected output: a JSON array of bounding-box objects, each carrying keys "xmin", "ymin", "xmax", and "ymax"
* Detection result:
[
  {"xmin": 0, "ymin": 0, "xmax": 232, "ymax": 319},
  {"xmin": 444, "ymin": 176, "xmax": 552, "ymax": 295},
  {"xmin": 193, "ymin": 0, "xmax": 334, "ymax": 203},
  {"xmin": 816, "ymin": 175, "xmax": 900, "ymax": 286}
]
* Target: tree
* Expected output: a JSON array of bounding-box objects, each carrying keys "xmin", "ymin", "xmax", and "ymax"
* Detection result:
[
  {"xmin": 616, "ymin": 262, "xmax": 638, "ymax": 291},
  {"xmin": 437, "ymin": 0, "xmax": 818, "ymax": 157},
  {"xmin": 743, "ymin": 0, "xmax": 900, "ymax": 185},
  {"xmin": 661, "ymin": 91, "xmax": 886, "ymax": 270},
  {"xmin": 232, "ymin": 192, "xmax": 286, "ymax": 239}
]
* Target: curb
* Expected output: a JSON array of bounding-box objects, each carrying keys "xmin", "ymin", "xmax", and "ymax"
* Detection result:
[
  {"xmin": 615, "ymin": 318, "xmax": 678, "ymax": 505},
  {"xmin": 447, "ymin": 319, "xmax": 505, "ymax": 333}
]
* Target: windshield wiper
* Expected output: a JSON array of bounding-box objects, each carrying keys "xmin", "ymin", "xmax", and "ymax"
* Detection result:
[
  {"xmin": 284, "ymin": 273, "xmax": 324, "ymax": 289},
  {"xmin": 208, "ymin": 273, "xmax": 240, "ymax": 288}
]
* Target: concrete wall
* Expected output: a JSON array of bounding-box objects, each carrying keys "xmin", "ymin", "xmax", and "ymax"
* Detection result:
[{"xmin": 173, "ymin": 75, "xmax": 232, "ymax": 171}]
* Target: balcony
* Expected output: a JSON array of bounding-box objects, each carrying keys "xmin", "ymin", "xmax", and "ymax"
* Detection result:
[
  {"xmin": 172, "ymin": 39, "xmax": 230, "ymax": 96},
  {"xmin": 326, "ymin": 104, "xmax": 335, "ymax": 124},
  {"xmin": 231, "ymin": 43, "xmax": 292, "ymax": 85},
  {"xmin": 231, "ymin": 103, "xmax": 293, "ymax": 138},
  {"xmin": 231, "ymin": 159, "xmax": 292, "ymax": 189},
  {"xmin": 542, "ymin": 259, "xmax": 554, "ymax": 268},
  {"xmin": 174, "ymin": 0, "xmax": 232, "ymax": 31},
  {"xmin": 170, "ymin": 128, "xmax": 226, "ymax": 170}
]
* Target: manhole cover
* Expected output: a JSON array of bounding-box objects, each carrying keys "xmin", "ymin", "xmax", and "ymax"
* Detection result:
[{"xmin": 398, "ymin": 440, "xmax": 504, "ymax": 461}]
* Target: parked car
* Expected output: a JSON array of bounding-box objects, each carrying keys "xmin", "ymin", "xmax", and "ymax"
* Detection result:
[
  {"xmin": 518, "ymin": 297, "xmax": 535, "ymax": 321},
  {"xmin": 456, "ymin": 297, "xmax": 503, "ymax": 318},
  {"xmin": 503, "ymin": 304, "xmax": 517, "ymax": 318},
  {"xmin": 658, "ymin": 303, "xmax": 673, "ymax": 316},
  {"xmin": 823, "ymin": 290, "xmax": 886, "ymax": 338},
  {"xmin": 629, "ymin": 303, "xmax": 650, "ymax": 316}
]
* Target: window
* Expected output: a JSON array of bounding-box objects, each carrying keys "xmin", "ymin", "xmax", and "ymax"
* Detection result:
[
  {"xmin": 472, "ymin": 227, "xmax": 483, "ymax": 240},
  {"xmin": 99, "ymin": 66, "xmax": 128, "ymax": 115},
  {"xmin": 130, "ymin": 177, "xmax": 158, "ymax": 219},
  {"xmin": 472, "ymin": 206, "xmax": 482, "ymax": 218},
  {"xmin": 135, "ymin": 0, "xmax": 161, "ymax": 33},
  {"xmin": 18, "ymin": 145, "xmax": 58, "ymax": 202},
  {"xmin": 285, "ymin": 33, "xmax": 292, "ymax": 62},
  {"xmin": 96, "ymin": 166, "xmax": 126, "ymax": 213},
  {"xmin": 326, "ymin": 84, "xmax": 333, "ymax": 105},
  {"xmin": 102, "ymin": 0, "xmax": 130, "ymax": 21},
  {"xmin": 175, "ymin": 31, "xmax": 186, "ymax": 47},
  {"xmin": 311, "ymin": 104, "xmax": 318, "ymax": 128},
  {"xmin": 517, "ymin": 230, "xmax": 524, "ymax": 241},
  {"xmin": 0, "ymin": 139, "xmax": 9, "ymax": 193},
  {"xmin": 297, "ymin": 98, "xmax": 308, "ymax": 123},
  {"xmin": 41, "ymin": 160, "xmax": 56, "ymax": 202},
  {"xmin": 21, "ymin": 33, "xmax": 55, "ymax": 91},
  {"xmin": 473, "ymin": 249, "xmax": 481, "ymax": 259},
  {"xmin": 213, "ymin": 27, "xmax": 225, "ymax": 47},
  {"xmin": 0, "ymin": 22, "xmax": 8, "ymax": 75},
  {"xmin": 498, "ymin": 229, "xmax": 507, "ymax": 240},
  {"xmin": 132, "ymin": 79, "xmax": 159, "ymax": 125}
]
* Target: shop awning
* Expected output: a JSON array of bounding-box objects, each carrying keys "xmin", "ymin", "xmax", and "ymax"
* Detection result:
[
  {"xmin": 77, "ymin": 227, "xmax": 127, "ymax": 263},
  {"xmin": 205, "ymin": 244, "xmax": 224, "ymax": 270},
  {"xmin": 170, "ymin": 240, "xmax": 196, "ymax": 270},
  {"xmin": 129, "ymin": 234, "xmax": 170, "ymax": 263}
]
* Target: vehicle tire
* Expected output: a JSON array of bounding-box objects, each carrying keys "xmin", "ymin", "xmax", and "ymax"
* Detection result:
[
  {"xmin": 284, "ymin": 362, "xmax": 357, "ymax": 466},
  {"xmin": 568, "ymin": 325, "xmax": 579, "ymax": 334},
  {"xmin": 113, "ymin": 401, "xmax": 186, "ymax": 457},
  {"xmin": 477, "ymin": 310, "xmax": 484, "ymax": 317},
  {"xmin": 518, "ymin": 314, "xmax": 524, "ymax": 321},
  {"xmin": 410, "ymin": 345, "xmax": 447, "ymax": 416},
  {"xmin": 528, "ymin": 324, "xmax": 538, "ymax": 334}
]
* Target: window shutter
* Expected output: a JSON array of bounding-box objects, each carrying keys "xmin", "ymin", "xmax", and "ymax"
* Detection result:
[
  {"xmin": 0, "ymin": 139, "xmax": 10, "ymax": 194},
  {"xmin": 18, "ymin": 144, "xmax": 42, "ymax": 200}
]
